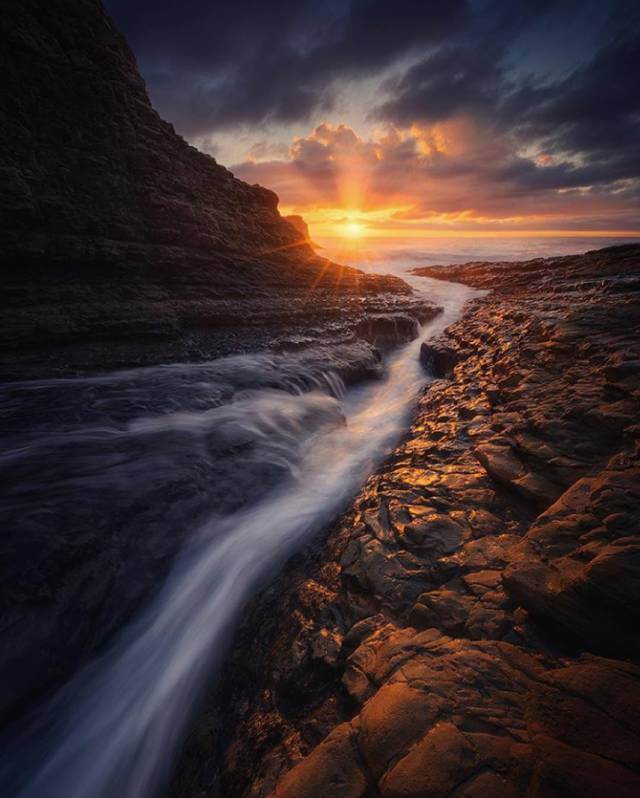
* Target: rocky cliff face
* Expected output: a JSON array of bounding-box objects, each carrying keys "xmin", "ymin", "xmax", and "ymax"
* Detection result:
[
  {"xmin": 1, "ymin": 0, "xmax": 310, "ymax": 269},
  {"xmin": 0, "ymin": 0, "xmax": 410, "ymax": 378}
]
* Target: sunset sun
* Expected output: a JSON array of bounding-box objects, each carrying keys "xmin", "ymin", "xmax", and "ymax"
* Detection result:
[{"xmin": 343, "ymin": 220, "xmax": 365, "ymax": 238}]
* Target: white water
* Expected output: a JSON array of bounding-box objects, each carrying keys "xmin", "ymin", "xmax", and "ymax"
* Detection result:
[{"xmin": 6, "ymin": 275, "xmax": 479, "ymax": 798}]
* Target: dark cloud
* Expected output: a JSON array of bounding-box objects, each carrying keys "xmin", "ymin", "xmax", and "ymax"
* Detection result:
[
  {"xmin": 105, "ymin": 0, "xmax": 468, "ymax": 134},
  {"xmin": 373, "ymin": 44, "xmax": 503, "ymax": 125},
  {"xmin": 369, "ymin": 1, "xmax": 640, "ymax": 190},
  {"xmin": 503, "ymin": 31, "xmax": 640, "ymax": 177},
  {"xmin": 105, "ymin": 0, "xmax": 640, "ymax": 228}
]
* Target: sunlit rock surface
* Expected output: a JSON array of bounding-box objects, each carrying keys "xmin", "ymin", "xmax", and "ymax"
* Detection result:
[{"xmin": 172, "ymin": 244, "xmax": 640, "ymax": 797}]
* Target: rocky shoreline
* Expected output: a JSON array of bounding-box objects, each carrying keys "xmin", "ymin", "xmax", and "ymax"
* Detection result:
[
  {"xmin": 171, "ymin": 244, "xmax": 640, "ymax": 797},
  {"xmin": 3, "ymin": 4, "xmax": 640, "ymax": 795}
]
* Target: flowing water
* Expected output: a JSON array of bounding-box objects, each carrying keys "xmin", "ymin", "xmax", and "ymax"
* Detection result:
[
  {"xmin": 1, "ymin": 271, "xmax": 480, "ymax": 798},
  {"xmin": 6, "ymin": 235, "xmax": 637, "ymax": 796}
]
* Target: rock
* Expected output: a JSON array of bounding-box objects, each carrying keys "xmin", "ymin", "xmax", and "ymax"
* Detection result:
[
  {"xmin": 284, "ymin": 214, "xmax": 313, "ymax": 243},
  {"xmin": 474, "ymin": 442, "xmax": 525, "ymax": 484},
  {"xmin": 379, "ymin": 721, "xmax": 477, "ymax": 798},
  {"xmin": 172, "ymin": 245, "xmax": 640, "ymax": 797},
  {"xmin": 420, "ymin": 340, "xmax": 459, "ymax": 377},
  {"xmin": 0, "ymin": 0, "xmax": 421, "ymax": 379},
  {"xmin": 503, "ymin": 460, "xmax": 640, "ymax": 655},
  {"xmin": 358, "ymin": 683, "xmax": 438, "ymax": 779},
  {"xmin": 355, "ymin": 313, "xmax": 421, "ymax": 349},
  {"xmin": 271, "ymin": 723, "xmax": 367, "ymax": 798},
  {"xmin": 400, "ymin": 513, "xmax": 465, "ymax": 554},
  {"xmin": 310, "ymin": 628, "xmax": 342, "ymax": 667},
  {"xmin": 511, "ymin": 471, "xmax": 560, "ymax": 508},
  {"xmin": 529, "ymin": 735, "xmax": 640, "ymax": 798},
  {"xmin": 270, "ymin": 630, "xmax": 640, "ymax": 798},
  {"xmin": 474, "ymin": 443, "xmax": 559, "ymax": 509},
  {"xmin": 409, "ymin": 589, "xmax": 468, "ymax": 634}
]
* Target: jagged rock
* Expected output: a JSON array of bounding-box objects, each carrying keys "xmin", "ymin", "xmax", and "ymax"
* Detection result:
[
  {"xmin": 503, "ymin": 461, "xmax": 640, "ymax": 656},
  {"xmin": 269, "ymin": 628, "xmax": 640, "ymax": 798},
  {"xmin": 474, "ymin": 442, "xmax": 560, "ymax": 509}
]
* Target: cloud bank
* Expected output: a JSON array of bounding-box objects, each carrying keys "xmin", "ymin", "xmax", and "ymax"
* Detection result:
[{"xmin": 106, "ymin": 0, "xmax": 640, "ymax": 232}]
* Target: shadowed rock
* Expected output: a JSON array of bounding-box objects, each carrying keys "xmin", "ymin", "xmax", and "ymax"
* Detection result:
[
  {"xmin": 355, "ymin": 313, "xmax": 421, "ymax": 349},
  {"xmin": 419, "ymin": 339, "xmax": 460, "ymax": 377}
]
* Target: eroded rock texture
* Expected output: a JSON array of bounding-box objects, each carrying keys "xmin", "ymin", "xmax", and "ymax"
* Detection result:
[
  {"xmin": 172, "ymin": 245, "xmax": 640, "ymax": 797},
  {"xmin": 0, "ymin": 0, "xmax": 414, "ymax": 378}
]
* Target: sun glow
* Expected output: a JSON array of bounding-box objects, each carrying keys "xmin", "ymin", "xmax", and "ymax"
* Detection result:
[
  {"xmin": 281, "ymin": 204, "xmax": 640, "ymax": 242},
  {"xmin": 344, "ymin": 221, "xmax": 365, "ymax": 238},
  {"xmin": 242, "ymin": 120, "xmax": 640, "ymax": 245}
]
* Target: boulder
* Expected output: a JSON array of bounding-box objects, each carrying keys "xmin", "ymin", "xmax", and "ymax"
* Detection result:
[
  {"xmin": 355, "ymin": 313, "xmax": 420, "ymax": 349},
  {"xmin": 420, "ymin": 341, "xmax": 459, "ymax": 377}
]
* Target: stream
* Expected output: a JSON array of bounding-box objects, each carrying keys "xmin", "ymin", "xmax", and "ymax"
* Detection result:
[{"xmin": 1, "ymin": 274, "xmax": 479, "ymax": 798}]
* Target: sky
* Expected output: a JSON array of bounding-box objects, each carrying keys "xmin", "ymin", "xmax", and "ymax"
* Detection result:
[{"xmin": 105, "ymin": 0, "xmax": 640, "ymax": 240}]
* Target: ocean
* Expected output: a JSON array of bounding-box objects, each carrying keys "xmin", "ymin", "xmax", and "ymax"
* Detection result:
[{"xmin": 318, "ymin": 235, "xmax": 640, "ymax": 279}]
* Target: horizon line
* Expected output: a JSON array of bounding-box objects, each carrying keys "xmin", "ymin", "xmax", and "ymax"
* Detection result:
[{"xmin": 314, "ymin": 229, "xmax": 640, "ymax": 240}]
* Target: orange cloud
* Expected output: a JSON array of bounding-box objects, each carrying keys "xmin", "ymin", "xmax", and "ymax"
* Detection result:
[{"xmin": 233, "ymin": 120, "xmax": 640, "ymax": 239}]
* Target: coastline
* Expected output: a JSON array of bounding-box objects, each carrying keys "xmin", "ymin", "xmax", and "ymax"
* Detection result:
[
  {"xmin": 171, "ymin": 243, "xmax": 640, "ymax": 797},
  {"xmin": 3, "ymin": 3, "xmax": 640, "ymax": 797}
]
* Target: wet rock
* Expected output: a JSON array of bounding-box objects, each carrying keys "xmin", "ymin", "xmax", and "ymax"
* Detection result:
[
  {"xmin": 400, "ymin": 513, "xmax": 466, "ymax": 554},
  {"xmin": 474, "ymin": 443, "xmax": 559, "ymax": 509},
  {"xmin": 355, "ymin": 313, "xmax": 421, "ymax": 349},
  {"xmin": 420, "ymin": 340, "xmax": 460, "ymax": 377}
]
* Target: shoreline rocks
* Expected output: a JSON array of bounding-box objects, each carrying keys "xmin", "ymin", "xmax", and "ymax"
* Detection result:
[{"xmin": 170, "ymin": 244, "xmax": 640, "ymax": 798}]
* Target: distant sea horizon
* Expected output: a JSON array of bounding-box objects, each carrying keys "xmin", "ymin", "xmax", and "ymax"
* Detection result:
[{"xmin": 317, "ymin": 234, "xmax": 640, "ymax": 277}]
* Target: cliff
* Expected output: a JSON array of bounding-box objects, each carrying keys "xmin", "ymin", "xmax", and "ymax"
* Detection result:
[
  {"xmin": 1, "ymin": 0, "xmax": 312, "ymax": 269},
  {"xmin": 0, "ymin": 0, "xmax": 410, "ymax": 377}
]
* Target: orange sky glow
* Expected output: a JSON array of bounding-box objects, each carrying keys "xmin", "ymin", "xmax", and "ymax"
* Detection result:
[{"xmin": 235, "ymin": 121, "xmax": 640, "ymax": 242}]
